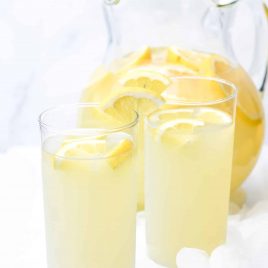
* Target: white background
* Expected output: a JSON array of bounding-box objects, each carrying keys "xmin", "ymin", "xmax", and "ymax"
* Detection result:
[
  {"xmin": 0, "ymin": 0, "xmax": 267, "ymax": 149},
  {"xmin": 0, "ymin": 0, "xmax": 268, "ymax": 267}
]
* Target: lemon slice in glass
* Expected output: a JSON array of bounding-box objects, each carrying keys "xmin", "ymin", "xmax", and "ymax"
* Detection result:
[
  {"xmin": 106, "ymin": 132, "xmax": 134, "ymax": 169},
  {"xmin": 151, "ymin": 108, "xmax": 194, "ymax": 122},
  {"xmin": 152, "ymin": 107, "xmax": 232, "ymax": 145},
  {"xmin": 196, "ymin": 107, "xmax": 232, "ymax": 124},
  {"xmin": 54, "ymin": 136, "xmax": 106, "ymax": 169},
  {"xmin": 54, "ymin": 133, "xmax": 133, "ymax": 170},
  {"xmin": 156, "ymin": 118, "xmax": 205, "ymax": 145}
]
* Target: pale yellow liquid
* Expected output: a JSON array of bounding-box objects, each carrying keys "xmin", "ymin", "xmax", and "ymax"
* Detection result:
[
  {"xmin": 81, "ymin": 47, "xmax": 264, "ymax": 209},
  {"xmin": 144, "ymin": 108, "xmax": 235, "ymax": 267},
  {"xmin": 42, "ymin": 135, "xmax": 136, "ymax": 268}
]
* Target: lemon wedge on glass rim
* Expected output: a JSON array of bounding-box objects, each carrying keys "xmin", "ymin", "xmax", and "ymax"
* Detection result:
[{"xmin": 102, "ymin": 86, "xmax": 164, "ymax": 123}]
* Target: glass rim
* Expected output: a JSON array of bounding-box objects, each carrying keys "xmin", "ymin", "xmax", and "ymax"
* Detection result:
[
  {"xmin": 165, "ymin": 76, "xmax": 237, "ymax": 106},
  {"xmin": 38, "ymin": 102, "xmax": 139, "ymax": 134}
]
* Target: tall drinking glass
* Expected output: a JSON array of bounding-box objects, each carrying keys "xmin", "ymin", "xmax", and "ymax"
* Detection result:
[
  {"xmin": 144, "ymin": 77, "xmax": 237, "ymax": 267},
  {"xmin": 39, "ymin": 103, "xmax": 138, "ymax": 268}
]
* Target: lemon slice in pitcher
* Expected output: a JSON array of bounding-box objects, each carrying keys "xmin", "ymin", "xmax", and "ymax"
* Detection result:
[
  {"xmin": 119, "ymin": 70, "xmax": 171, "ymax": 95},
  {"xmin": 167, "ymin": 47, "xmax": 215, "ymax": 76}
]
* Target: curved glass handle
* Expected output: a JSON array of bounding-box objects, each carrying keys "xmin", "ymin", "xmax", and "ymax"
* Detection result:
[
  {"xmin": 245, "ymin": 0, "xmax": 268, "ymax": 92},
  {"xmin": 265, "ymin": 2, "xmax": 268, "ymax": 18},
  {"xmin": 220, "ymin": 0, "xmax": 268, "ymax": 91}
]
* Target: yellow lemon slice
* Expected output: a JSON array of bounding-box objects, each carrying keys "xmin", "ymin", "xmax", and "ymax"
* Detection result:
[
  {"xmin": 151, "ymin": 108, "xmax": 194, "ymax": 121},
  {"xmin": 54, "ymin": 133, "xmax": 133, "ymax": 170},
  {"xmin": 156, "ymin": 118, "xmax": 204, "ymax": 145},
  {"xmin": 54, "ymin": 136, "xmax": 106, "ymax": 169},
  {"xmin": 162, "ymin": 64, "xmax": 197, "ymax": 76},
  {"xmin": 213, "ymin": 54, "xmax": 232, "ymax": 75},
  {"xmin": 119, "ymin": 70, "xmax": 171, "ymax": 95},
  {"xmin": 57, "ymin": 137, "xmax": 106, "ymax": 157},
  {"xmin": 161, "ymin": 77, "xmax": 227, "ymax": 105},
  {"xmin": 153, "ymin": 107, "xmax": 232, "ymax": 145},
  {"xmin": 196, "ymin": 107, "xmax": 232, "ymax": 124},
  {"xmin": 107, "ymin": 138, "xmax": 133, "ymax": 169},
  {"xmin": 121, "ymin": 64, "xmax": 196, "ymax": 77},
  {"xmin": 167, "ymin": 47, "xmax": 215, "ymax": 76},
  {"xmin": 102, "ymin": 87, "xmax": 164, "ymax": 122},
  {"xmin": 150, "ymin": 47, "xmax": 169, "ymax": 64}
]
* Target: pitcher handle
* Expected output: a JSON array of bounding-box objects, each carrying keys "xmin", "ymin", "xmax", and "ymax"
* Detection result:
[
  {"xmin": 220, "ymin": 0, "xmax": 268, "ymax": 92},
  {"xmin": 246, "ymin": 0, "xmax": 268, "ymax": 93},
  {"xmin": 235, "ymin": 0, "xmax": 267, "ymax": 92}
]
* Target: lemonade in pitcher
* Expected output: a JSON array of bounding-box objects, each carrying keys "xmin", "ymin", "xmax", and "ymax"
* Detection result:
[{"xmin": 81, "ymin": 47, "xmax": 264, "ymax": 210}]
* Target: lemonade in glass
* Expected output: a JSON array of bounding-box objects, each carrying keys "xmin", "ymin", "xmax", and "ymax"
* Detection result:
[
  {"xmin": 39, "ymin": 104, "xmax": 138, "ymax": 268},
  {"xmin": 144, "ymin": 77, "xmax": 237, "ymax": 267}
]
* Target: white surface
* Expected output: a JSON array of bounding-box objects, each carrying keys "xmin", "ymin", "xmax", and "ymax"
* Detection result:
[{"xmin": 0, "ymin": 144, "xmax": 267, "ymax": 268}]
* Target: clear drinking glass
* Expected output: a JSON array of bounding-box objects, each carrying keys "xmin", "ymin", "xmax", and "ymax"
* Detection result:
[
  {"xmin": 39, "ymin": 103, "xmax": 138, "ymax": 268},
  {"xmin": 144, "ymin": 77, "xmax": 237, "ymax": 268}
]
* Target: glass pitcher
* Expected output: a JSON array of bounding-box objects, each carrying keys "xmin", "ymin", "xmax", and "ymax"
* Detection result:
[
  {"xmin": 103, "ymin": 0, "xmax": 267, "ymax": 89},
  {"xmin": 81, "ymin": 0, "xmax": 267, "ymax": 210}
]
